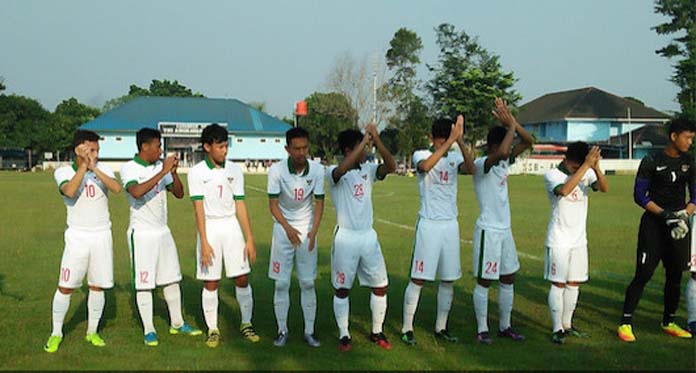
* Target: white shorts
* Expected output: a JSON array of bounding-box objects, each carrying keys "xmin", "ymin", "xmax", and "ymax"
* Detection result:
[
  {"xmin": 410, "ymin": 218, "xmax": 461, "ymax": 281},
  {"xmin": 544, "ymin": 245, "xmax": 588, "ymax": 283},
  {"xmin": 128, "ymin": 226, "xmax": 182, "ymax": 290},
  {"xmin": 196, "ymin": 217, "xmax": 250, "ymax": 281},
  {"xmin": 331, "ymin": 227, "xmax": 388, "ymax": 289},
  {"xmin": 58, "ymin": 227, "xmax": 113, "ymax": 289},
  {"xmin": 472, "ymin": 225, "xmax": 520, "ymax": 280},
  {"xmin": 268, "ymin": 222, "xmax": 317, "ymax": 282}
]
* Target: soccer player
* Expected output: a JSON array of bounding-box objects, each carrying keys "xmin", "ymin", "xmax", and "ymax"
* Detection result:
[
  {"xmin": 471, "ymin": 98, "xmax": 534, "ymax": 344},
  {"xmin": 120, "ymin": 128, "xmax": 202, "ymax": 346},
  {"xmin": 267, "ymin": 127, "xmax": 325, "ymax": 347},
  {"xmin": 401, "ymin": 115, "xmax": 475, "ymax": 346},
  {"xmin": 544, "ymin": 142, "xmax": 608, "ymax": 344},
  {"xmin": 44, "ymin": 130, "xmax": 122, "ymax": 353},
  {"xmin": 619, "ymin": 118, "xmax": 696, "ymax": 342},
  {"xmin": 188, "ymin": 123, "xmax": 259, "ymax": 348},
  {"xmin": 328, "ymin": 124, "xmax": 396, "ymax": 352}
]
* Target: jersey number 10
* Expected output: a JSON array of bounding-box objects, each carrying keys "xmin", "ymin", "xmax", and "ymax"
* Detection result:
[{"xmin": 84, "ymin": 184, "xmax": 97, "ymax": 198}]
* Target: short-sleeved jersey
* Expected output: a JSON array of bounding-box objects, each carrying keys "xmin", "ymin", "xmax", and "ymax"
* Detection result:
[
  {"xmin": 473, "ymin": 156, "xmax": 512, "ymax": 230},
  {"xmin": 120, "ymin": 156, "xmax": 174, "ymax": 228},
  {"xmin": 327, "ymin": 162, "xmax": 382, "ymax": 231},
  {"xmin": 413, "ymin": 148, "xmax": 464, "ymax": 220},
  {"xmin": 544, "ymin": 163, "xmax": 598, "ymax": 249},
  {"xmin": 54, "ymin": 162, "xmax": 115, "ymax": 231},
  {"xmin": 267, "ymin": 158, "xmax": 325, "ymax": 225},
  {"xmin": 635, "ymin": 152, "xmax": 695, "ymax": 211},
  {"xmin": 187, "ymin": 156, "xmax": 245, "ymax": 219}
]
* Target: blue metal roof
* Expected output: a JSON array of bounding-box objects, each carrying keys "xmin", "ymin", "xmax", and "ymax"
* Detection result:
[{"xmin": 81, "ymin": 96, "xmax": 291, "ymax": 133}]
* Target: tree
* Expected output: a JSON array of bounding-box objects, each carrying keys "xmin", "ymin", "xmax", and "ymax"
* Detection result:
[
  {"xmin": 0, "ymin": 94, "xmax": 53, "ymax": 166},
  {"xmin": 0, "ymin": 76, "xmax": 5, "ymax": 92},
  {"xmin": 427, "ymin": 23, "xmax": 520, "ymax": 145},
  {"xmin": 325, "ymin": 51, "xmax": 388, "ymax": 126},
  {"xmin": 52, "ymin": 98, "xmax": 101, "ymax": 159},
  {"xmin": 103, "ymin": 79, "xmax": 204, "ymax": 111},
  {"xmin": 249, "ymin": 101, "xmax": 267, "ymax": 112},
  {"xmin": 654, "ymin": 0, "xmax": 696, "ymax": 119},
  {"xmin": 300, "ymin": 92, "xmax": 358, "ymax": 160},
  {"xmin": 384, "ymin": 28, "xmax": 429, "ymax": 164}
]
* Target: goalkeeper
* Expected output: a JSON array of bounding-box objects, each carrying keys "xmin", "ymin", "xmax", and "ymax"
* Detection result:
[{"xmin": 618, "ymin": 118, "xmax": 696, "ymax": 342}]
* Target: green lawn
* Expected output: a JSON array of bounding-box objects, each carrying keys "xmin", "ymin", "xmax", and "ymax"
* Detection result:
[{"xmin": 0, "ymin": 171, "xmax": 693, "ymax": 370}]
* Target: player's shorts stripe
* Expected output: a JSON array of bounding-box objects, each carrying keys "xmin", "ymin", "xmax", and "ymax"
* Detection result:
[
  {"xmin": 409, "ymin": 217, "xmax": 420, "ymax": 278},
  {"xmin": 190, "ymin": 195, "xmax": 203, "ymax": 201},
  {"xmin": 233, "ymin": 195, "xmax": 245, "ymax": 200},
  {"xmin": 130, "ymin": 229, "xmax": 136, "ymax": 290},
  {"xmin": 477, "ymin": 229, "xmax": 486, "ymax": 280},
  {"xmin": 331, "ymin": 225, "xmax": 339, "ymax": 257}
]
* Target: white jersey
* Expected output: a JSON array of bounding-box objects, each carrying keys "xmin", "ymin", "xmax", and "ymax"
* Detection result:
[
  {"xmin": 544, "ymin": 164, "xmax": 598, "ymax": 249},
  {"xmin": 413, "ymin": 148, "xmax": 464, "ymax": 220},
  {"xmin": 54, "ymin": 162, "xmax": 114, "ymax": 231},
  {"xmin": 187, "ymin": 157, "xmax": 245, "ymax": 219},
  {"xmin": 473, "ymin": 156, "xmax": 512, "ymax": 230},
  {"xmin": 267, "ymin": 158, "xmax": 325, "ymax": 225},
  {"xmin": 120, "ymin": 156, "xmax": 174, "ymax": 228},
  {"xmin": 327, "ymin": 162, "xmax": 381, "ymax": 231}
]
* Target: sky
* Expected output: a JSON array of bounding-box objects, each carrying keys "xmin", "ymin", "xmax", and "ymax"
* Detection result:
[{"xmin": 0, "ymin": 0, "xmax": 679, "ymax": 118}]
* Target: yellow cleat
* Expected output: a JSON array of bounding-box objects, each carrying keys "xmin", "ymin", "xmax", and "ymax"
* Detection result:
[
  {"xmin": 661, "ymin": 322, "xmax": 692, "ymax": 338},
  {"xmin": 206, "ymin": 330, "xmax": 220, "ymax": 348},
  {"xmin": 85, "ymin": 333, "xmax": 106, "ymax": 347},
  {"xmin": 617, "ymin": 324, "xmax": 636, "ymax": 342}
]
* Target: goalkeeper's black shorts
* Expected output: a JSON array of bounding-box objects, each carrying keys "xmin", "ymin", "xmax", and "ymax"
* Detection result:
[{"xmin": 635, "ymin": 212, "xmax": 690, "ymax": 273}]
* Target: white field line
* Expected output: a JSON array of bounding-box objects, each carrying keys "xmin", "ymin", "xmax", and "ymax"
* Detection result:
[{"xmin": 246, "ymin": 184, "xmax": 543, "ymax": 262}]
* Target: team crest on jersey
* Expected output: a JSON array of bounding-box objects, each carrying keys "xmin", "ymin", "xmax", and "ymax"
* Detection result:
[
  {"xmin": 682, "ymin": 164, "xmax": 689, "ymax": 173},
  {"xmin": 449, "ymin": 162, "xmax": 455, "ymax": 167},
  {"xmin": 361, "ymin": 174, "xmax": 367, "ymax": 180},
  {"xmin": 307, "ymin": 179, "xmax": 313, "ymax": 185},
  {"xmin": 227, "ymin": 177, "xmax": 234, "ymax": 182}
]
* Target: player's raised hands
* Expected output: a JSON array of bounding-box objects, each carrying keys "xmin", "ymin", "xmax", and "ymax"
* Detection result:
[
  {"xmin": 585, "ymin": 146, "xmax": 601, "ymax": 167},
  {"xmin": 365, "ymin": 123, "xmax": 379, "ymax": 140},
  {"xmin": 448, "ymin": 115, "xmax": 464, "ymax": 143},
  {"xmin": 162, "ymin": 154, "xmax": 177, "ymax": 173},
  {"xmin": 492, "ymin": 97, "xmax": 518, "ymax": 128}
]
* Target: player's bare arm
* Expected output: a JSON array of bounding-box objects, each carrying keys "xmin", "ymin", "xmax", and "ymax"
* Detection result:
[
  {"xmin": 269, "ymin": 198, "xmax": 302, "ymax": 246},
  {"xmin": 236, "ymin": 200, "xmax": 256, "ymax": 264},
  {"xmin": 556, "ymin": 146, "xmax": 600, "ymax": 197},
  {"xmin": 332, "ymin": 131, "xmax": 371, "ymax": 183},
  {"xmin": 591, "ymin": 153, "xmax": 609, "ymax": 193},
  {"xmin": 193, "ymin": 200, "xmax": 215, "ymax": 268},
  {"xmin": 419, "ymin": 119, "xmax": 463, "ymax": 172},
  {"xmin": 491, "ymin": 98, "xmax": 534, "ymax": 158},
  {"xmin": 60, "ymin": 145, "xmax": 89, "ymax": 198},
  {"xmin": 127, "ymin": 155, "xmax": 178, "ymax": 199},
  {"xmin": 307, "ymin": 198, "xmax": 324, "ymax": 252},
  {"xmin": 168, "ymin": 157, "xmax": 185, "ymax": 199},
  {"xmin": 87, "ymin": 152, "xmax": 122, "ymax": 194},
  {"xmin": 366, "ymin": 123, "xmax": 397, "ymax": 178},
  {"xmin": 452, "ymin": 115, "xmax": 475, "ymax": 174}
]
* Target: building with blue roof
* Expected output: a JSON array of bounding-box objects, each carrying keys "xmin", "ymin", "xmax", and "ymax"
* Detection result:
[{"xmin": 81, "ymin": 96, "xmax": 291, "ymax": 165}]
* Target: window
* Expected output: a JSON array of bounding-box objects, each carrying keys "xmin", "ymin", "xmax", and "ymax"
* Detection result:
[
  {"xmin": 237, "ymin": 138, "xmax": 243, "ymax": 143},
  {"xmin": 275, "ymin": 139, "xmax": 281, "ymax": 143},
  {"xmin": 260, "ymin": 138, "xmax": 267, "ymax": 143},
  {"xmin": 99, "ymin": 137, "xmax": 105, "ymax": 141},
  {"xmin": 115, "ymin": 137, "xmax": 122, "ymax": 141}
]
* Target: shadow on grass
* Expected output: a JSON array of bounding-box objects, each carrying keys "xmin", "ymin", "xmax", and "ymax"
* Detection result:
[{"xmin": 0, "ymin": 273, "xmax": 23, "ymax": 301}]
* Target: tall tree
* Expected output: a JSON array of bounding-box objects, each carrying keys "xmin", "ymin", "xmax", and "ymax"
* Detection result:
[
  {"xmin": 0, "ymin": 94, "xmax": 53, "ymax": 166},
  {"xmin": 384, "ymin": 28, "xmax": 430, "ymax": 164},
  {"xmin": 427, "ymin": 23, "xmax": 520, "ymax": 145},
  {"xmin": 654, "ymin": 0, "xmax": 696, "ymax": 119},
  {"xmin": 0, "ymin": 76, "xmax": 5, "ymax": 92},
  {"xmin": 103, "ymin": 79, "xmax": 204, "ymax": 111},
  {"xmin": 300, "ymin": 91, "xmax": 357, "ymax": 160}
]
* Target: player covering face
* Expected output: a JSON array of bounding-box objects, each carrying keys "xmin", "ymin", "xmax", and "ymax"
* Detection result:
[{"xmin": 44, "ymin": 130, "xmax": 122, "ymax": 353}]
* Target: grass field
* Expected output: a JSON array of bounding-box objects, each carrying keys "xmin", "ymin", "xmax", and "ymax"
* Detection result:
[{"xmin": 0, "ymin": 170, "xmax": 694, "ymax": 370}]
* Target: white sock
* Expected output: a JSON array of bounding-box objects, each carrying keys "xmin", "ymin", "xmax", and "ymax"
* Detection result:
[
  {"xmin": 236, "ymin": 285, "xmax": 253, "ymax": 324},
  {"xmin": 300, "ymin": 280, "xmax": 317, "ymax": 335},
  {"xmin": 687, "ymin": 277, "xmax": 696, "ymax": 323},
  {"xmin": 402, "ymin": 282, "xmax": 422, "ymax": 333},
  {"xmin": 562, "ymin": 285, "xmax": 579, "ymax": 330},
  {"xmin": 163, "ymin": 283, "xmax": 184, "ymax": 328},
  {"xmin": 51, "ymin": 290, "xmax": 71, "ymax": 337},
  {"xmin": 274, "ymin": 281, "xmax": 290, "ymax": 334},
  {"xmin": 202, "ymin": 288, "xmax": 219, "ymax": 331},
  {"xmin": 473, "ymin": 284, "xmax": 489, "ymax": 333},
  {"xmin": 370, "ymin": 293, "xmax": 387, "ymax": 334},
  {"xmin": 548, "ymin": 284, "xmax": 564, "ymax": 332},
  {"xmin": 136, "ymin": 291, "xmax": 155, "ymax": 334},
  {"xmin": 333, "ymin": 295, "xmax": 350, "ymax": 338},
  {"xmin": 498, "ymin": 283, "xmax": 514, "ymax": 331},
  {"xmin": 436, "ymin": 282, "xmax": 454, "ymax": 332},
  {"xmin": 86, "ymin": 290, "xmax": 105, "ymax": 335}
]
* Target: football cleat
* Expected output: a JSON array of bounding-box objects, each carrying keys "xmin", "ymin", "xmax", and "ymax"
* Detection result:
[
  {"xmin": 476, "ymin": 331, "xmax": 493, "ymax": 345},
  {"xmin": 206, "ymin": 329, "xmax": 220, "ymax": 348},
  {"xmin": 498, "ymin": 327, "xmax": 525, "ymax": 341},
  {"xmin": 338, "ymin": 336, "xmax": 352, "ymax": 352},
  {"xmin": 434, "ymin": 329, "xmax": 458, "ymax": 343},
  {"xmin": 401, "ymin": 331, "xmax": 416, "ymax": 346},
  {"xmin": 564, "ymin": 327, "xmax": 589, "ymax": 338},
  {"xmin": 617, "ymin": 324, "xmax": 635, "ymax": 342},
  {"xmin": 240, "ymin": 323, "xmax": 260, "ymax": 343},
  {"xmin": 304, "ymin": 333, "xmax": 321, "ymax": 348},
  {"xmin": 369, "ymin": 332, "xmax": 392, "ymax": 350},
  {"xmin": 43, "ymin": 335, "xmax": 62, "ymax": 353},
  {"xmin": 551, "ymin": 330, "xmax": 566, "ymax": 345},
  {"xmin": 661, "ymin": 322, "xmax": 692, "ymax": 338},
  {"xmin": 273, "ymin": 331, "xmax": 288, "ymax": 347},
  {"xmin": 144, "ymin": 332, "xmax": 159, "ymax": 347},
  {"xmin": 169, "ymin": 322, "xmax": 202, "ymax": 336},
  {"xmin": 85, "ymin": 333, "xmax": 106, "ymax": 347}
]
